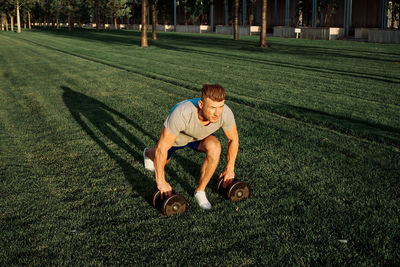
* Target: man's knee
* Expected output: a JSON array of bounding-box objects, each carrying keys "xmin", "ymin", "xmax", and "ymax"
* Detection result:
[{"xmin": 201, "ymin": 136, "xmax": 221, "ymax": 160}]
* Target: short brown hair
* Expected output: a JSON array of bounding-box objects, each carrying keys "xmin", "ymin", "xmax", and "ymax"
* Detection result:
[{"xmin": 201, "ymin": 84, "xmax": 226, "ymax": 102}]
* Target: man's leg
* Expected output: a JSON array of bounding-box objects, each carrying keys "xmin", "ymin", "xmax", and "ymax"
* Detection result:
[
  {"xmin": 143, "ymin": 147, "xmax": 171, "ymax": 171},
  {"xmin": 196, "ymin": 135, "xmax": 222, "ymax": 192},
  {"xmin": 145, "ymin": 147, "xmax": 156, "ymax": 161},
  {"xmin": 193, "ymin": 135, "xmax": 221, "ymax": 210},
  {"xmin": 143, "ymin": 147, "xmax": 155, "ymax": 171},
  {"xmin": 146, "ymin": 136, "xmax": 221, "ymax": 187}
]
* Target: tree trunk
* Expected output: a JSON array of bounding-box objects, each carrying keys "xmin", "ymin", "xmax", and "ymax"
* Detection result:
[
  {"xmin": 141, "ymin": 0, "xmax": 148, "ymax": 47},
  {"xmin": 113, "ymin": 1, "xmax": 118, "ymax": 30},
  {"xmin": 5, "ymin": 15, "xmax": 8, "ymax": 32},
  {"xmin": 324, "ymin": 4, "xmax": 331, "ymax": 26},
  {"xmin": 17, "ymin": 0, "xmax": 21, "ymax": 33},
  {"xmin": 234, "ymin": 0, "xmax": 239, "ymax": 40},
  {"xmin": 28, "ymin": 11, "xmax": 31, "ymax": 30},
  {"xmin": 259, "ymin": 0, "xmax": 267, "ymax": 47},
  {"xmin": 1, "ymin": 14, "xmax": 5, "ymax": 31},
  {"xmin": 151, "ymin": 0, "xmax": 157, "ymax": 40},
  {"xmin": 11, "ymin": 15, "xmax": 14, "ymax": 32},
  {"xmin": 390, "ymin": 7, "xmax": 395, "ymax": 29},
  {"xmin": 67, "ymin": 0, "xmax": 73, "ymax": 32},
  {"xmin": 249, "ymin": 2, "xmax": 254, "ymax": 27},
  {"xmin": 95, "ymin": 0, "xmax": 100, "ymax": 31}
]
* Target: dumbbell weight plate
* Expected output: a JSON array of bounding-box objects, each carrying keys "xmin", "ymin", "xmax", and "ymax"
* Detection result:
[
  {"xmin": 227, "ymin": 181, "xmax": 250, "ymax": 202},
  {"xmin": 216, "ymin": 178, "xmax": 225, "ymax": 196},
  {"xmin": 152, "ymin": 191, "xmax": 162, "ymax": 209},
  {"xmin": 216, "ymin": 178, "xmax": 235, "ymax": 197},
  {"xmin": 153, "ymin": 190, "xmax": 177, "ymax": 208},
  {"xmin": 153, "ymin": 191, "xmax": 188, "ymax": 216},
  {"xmin": 162, "ymin": 194, "xmax": 188, "ymax": 216}
]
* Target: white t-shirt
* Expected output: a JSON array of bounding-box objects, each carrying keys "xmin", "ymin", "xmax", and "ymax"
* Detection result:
[{"xmin": 164, "ymin": 98, "xmax": 236, "ymax": 147}]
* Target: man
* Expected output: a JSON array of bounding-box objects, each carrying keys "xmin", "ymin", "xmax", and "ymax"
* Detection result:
[{"xmin": 143, "ymin": 84, "xmax": 239, "ymax": 210}]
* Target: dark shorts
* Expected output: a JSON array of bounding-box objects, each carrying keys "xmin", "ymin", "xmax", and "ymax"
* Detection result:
[{"xmin": 167, "ymin": 134, "xmax": 215, "ymax": 160}]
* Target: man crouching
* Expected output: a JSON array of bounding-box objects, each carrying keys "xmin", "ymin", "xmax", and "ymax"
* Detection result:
[{"xmin": 143, "ymin": 84, "xmax": 239, "ymax": 210}]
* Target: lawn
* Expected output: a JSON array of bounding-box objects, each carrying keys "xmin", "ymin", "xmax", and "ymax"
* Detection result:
[{"xmin": 0, "ymin": 28, "xmax": 399, "ymax": 265}]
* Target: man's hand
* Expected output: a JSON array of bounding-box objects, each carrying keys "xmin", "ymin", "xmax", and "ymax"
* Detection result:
[
  {"xmin": 158, "ymin": 181, "xmax": 173, "ymax": 200},
  {"xmin": 219, "ymin": 169, "xmax": 235, "ymax": 188}
]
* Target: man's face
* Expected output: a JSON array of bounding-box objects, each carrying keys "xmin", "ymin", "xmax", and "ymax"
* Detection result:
[{"xmin": 199, "ymin": 97, "xmax": 225, "ymax": 123}]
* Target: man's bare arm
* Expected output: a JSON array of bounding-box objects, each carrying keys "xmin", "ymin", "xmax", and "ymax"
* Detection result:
[
  {"xmin": 154, "ymin": 127, "xmax": 177, "ymax": 196},
  {"xmin": 220, "ymin": 124, "xmax": 239, "ymax": 187}
]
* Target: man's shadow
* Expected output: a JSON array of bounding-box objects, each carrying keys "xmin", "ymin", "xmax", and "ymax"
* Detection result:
[{"xmin": 61, "ymin": 86, "xmax": 203, "ymax": 205}]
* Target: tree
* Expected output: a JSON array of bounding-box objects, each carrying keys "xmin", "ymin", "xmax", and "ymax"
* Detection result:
[
  {"xmin": 16, "ymin": 0, "xmax": 21, "ymax": 32},
  {"xmin": 0, "ymin": 0, "xmax": 12, "ymax": 31},
  {"xmin": 141, "ymin": 0, "xmax": 147, "ymax": 47},
  {"xmin": 95, "ymin": 0, "xmax": 109, "ymax": 30},
  {"xmin": 186, "ymin": 0, "xmax": 208, "ymax": 25},
  {"xmin": 156, "ymin": 0, "xmax": 172, "ymax": 25},
  {"xmin": 1, "ymin": 13, "xmax": 6, "ymax": 31},
  {"xmin": 259, "ymin": 0, "xmax": 267, "ymax": 47},
  {"xmin": 89, "ymin": 0, "xmax": 100, "ymax": 30},
  {"xmin": 75, "ymin": 0, "xmax": 91, "ymax": 28},
  {"xmin": 22, "ymin": 0, "xmax": 38, "ymax": 30},
  {"xmin": 248, "ymin": 0, "xmax": 256, "ymax": 27},
  {"xmin": 150, "ymin": 0, "xmax": 156, "ymax": 40},
  {"xmin": 66, "ymin": 0, "xmax": 73, "ymax": 31},
  {"xmin": 389, "ymin": 0, "xmax": 400, "ymax": 29},
  {"xmin": 318, "ymin": 0, "xmax": 338, "ymax": 26},
  {"xmin": 108, "ymin": 0, "xmax": 128, "ymax": 30},
  {"xmin": 233, "ymin": 0, "xmax": 239, "ymax": 40},
  {"xmin": 112, "ymin": 0, "xmax": 117, "ymax": 29},
  {"xmin": 0, "ymin": 0, "xmax": 15, "ymax": 31}
]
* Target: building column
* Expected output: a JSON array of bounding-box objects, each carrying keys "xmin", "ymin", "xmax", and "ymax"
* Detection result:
[
  {"xmin": 344, "ymin": 0, "xmax": 348, "ymax": 36},
  {"xmin": 254, "ymin": 2, "xmax": 257, "ymax": 25},
  {"xmin": 320, "ymin": 9, "xmax": 324, "ymax": 27},
  {"xmin": 312, "ymin": 0, "xmax": 317, "ymax": 27},
  {"xmin": 210, "ymin": 0, "xmax": 214, "ymax": 31},
  {"xmin": 344, "ymin": 0, "xmax": 353, "ymax": 37},
  {"xmin": 274, "ymin": 0, "xmax": 277, "ymax": 26},
  {"xmin": 285, "ymin": 0, "xmax": 290, "ymax": 27},
  {"xmin": 173, "ymin": 0, "xmax": 176, "ymax": 31},
  {"xmin": 349, "ymin": 0, "xmax": 352, "ymax": 27},
  {"xmin": 225, "ymin": 1, "xmax": 228, "ymax": 25},
  {"xmin": 381, "ymin": 0, "xmax": 388, "ymax": 29},
  {"xmin": 242, "ymin": 0, "xmax": 246, "ymax": 25}
]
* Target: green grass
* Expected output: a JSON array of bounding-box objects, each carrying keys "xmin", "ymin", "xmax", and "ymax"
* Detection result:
[{"xmin": 1, "ymin": 28, "xmax": 399, "ymax": 265}]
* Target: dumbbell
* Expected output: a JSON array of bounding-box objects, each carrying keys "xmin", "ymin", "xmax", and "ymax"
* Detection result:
[
  {"xmin": 152, "ymin": 190, "xmax": 188, "ymax": 216},
  {"xmin": 216, "ymin": 178, "xmax": 250, "ymax": 202}
]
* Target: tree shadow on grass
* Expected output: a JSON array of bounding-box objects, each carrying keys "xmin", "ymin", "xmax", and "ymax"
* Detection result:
[
  {"xmin": 152, "ymin": 42, "xmax": 400, "ymax": 84},
  {"xmin": 38, "ymin": 27, "xmax": 400, "ymax": 57},
  {"xmin": 61, "ymin": 86, "xmax": 204, "ymax": 205},
  {"xmin": 240, "ymin": 97, "xmax": 400, "ymax": 149},
  {"xmin": 39, "ymin": 27, "xmax": 400, "ymax": 72}
]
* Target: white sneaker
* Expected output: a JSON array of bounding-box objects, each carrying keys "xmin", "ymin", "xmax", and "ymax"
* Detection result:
[
  {"xmin": 194, "ymin": 191, "xmax": 212, "ymax": 210},
  {"xmin": 143, "ymin": 148, "xmax": 154, "ymax": 171}
]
